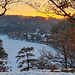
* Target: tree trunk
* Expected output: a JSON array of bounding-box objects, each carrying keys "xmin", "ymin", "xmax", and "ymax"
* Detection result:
[
  {"xmin": 27, "ymin": 53, "xmax": 29, "ymax": 71},
  {"xmin": 63, "ymin": 48, "xmax": 67, "ymax": 68},
  {"xmin": 64, "ymin": 55, "xmax": 67, "ymax": 68}
]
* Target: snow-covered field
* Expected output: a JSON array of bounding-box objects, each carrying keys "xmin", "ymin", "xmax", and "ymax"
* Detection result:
[
  {"xmin": 0, "ymin": 35, "xmax": 75, "ymax": 75},
  {"xmin": 0, "ymin": 35, "xmax": 55, "ymax": 71},
  {"xmin": 0, "ymin": 70, "xmax": 75, "ymax": 75}
]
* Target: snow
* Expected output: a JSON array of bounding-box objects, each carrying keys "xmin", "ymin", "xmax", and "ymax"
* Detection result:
[
  {"xmin": 0, "ymin": 70, "xmax": 75, "ymax": 75},
  {"xmin": 0, "ymin": 35, "xmax": 75, "ymax": 75},
  {"xmin": 0, "ymin": 35, "xmax": 55, "ymax": 71}
]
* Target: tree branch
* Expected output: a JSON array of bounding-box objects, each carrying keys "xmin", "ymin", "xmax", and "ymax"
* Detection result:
[
  {"xmin": 49, "ymin": 0, "xmax": 75, "ymax": 21},
  {"xmin": 0, "ymin": 0, "xmax": 7, "ymax": 16}
]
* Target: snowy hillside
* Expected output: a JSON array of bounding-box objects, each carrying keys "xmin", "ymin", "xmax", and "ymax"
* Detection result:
[{"xmin": 0, "ymin": 35, "xmax": 55, "ymax": 71}]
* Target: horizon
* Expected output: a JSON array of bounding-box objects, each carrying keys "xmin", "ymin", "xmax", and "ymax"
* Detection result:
[
  {"xmin": 4, "ymin": 14, "xmax": 64, "ymax": 20},
  {"xmin": 5, "ymin": 1, "xmax": 65, "ymax": 19}
]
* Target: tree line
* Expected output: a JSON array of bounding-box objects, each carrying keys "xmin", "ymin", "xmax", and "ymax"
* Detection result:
[{"xmin": 0, "ymin": 15, "xmax": 58, "ymax": 34}]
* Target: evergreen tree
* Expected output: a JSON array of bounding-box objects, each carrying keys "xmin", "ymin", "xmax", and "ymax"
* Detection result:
[
  {"xmin": 0, "ymin": 39, "xmax": 8, "ymax": 72},
  {"xmin": 0, "ymin": 39, "xmax": 8, "ymax": 59},
  {"xmin": 16, "ymin": 47, "xmax": 36, "ymax": 71}
]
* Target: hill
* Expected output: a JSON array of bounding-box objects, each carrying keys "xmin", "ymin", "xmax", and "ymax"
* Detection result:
[{"xmin": 0, "ymin": 15, "xmax": 61, "ymax": 34}]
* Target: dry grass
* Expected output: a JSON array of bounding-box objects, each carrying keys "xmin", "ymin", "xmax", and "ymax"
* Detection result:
[
  {"xmin": 61, "ymin": 68, "xmax": 75, "ymax": 73},
  {"xmin": 50, "ymin": 68, "xmax": 75, "ymax": 73}
]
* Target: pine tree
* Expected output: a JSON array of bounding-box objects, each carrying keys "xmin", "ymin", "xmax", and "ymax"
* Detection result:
[
  {"xmin": 16, "ymin": 47, "xmax": 36, "ymax": 71},
  {"xmin": 0, "ymin": 39, "xmax": 8, "ymax": 72},
  {"xmin": 0, "ymin": 40, "xmax": 8, "ymax": 59}
]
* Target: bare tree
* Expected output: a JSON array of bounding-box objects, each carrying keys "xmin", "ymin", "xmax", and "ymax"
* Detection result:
[
  {"xmin": 38, "ymin": 48, "xmax": 65, "ymax": 68},
  {"xmin": 0, "ymin": 0, "xmax": 75, "ymax": 21},
  {"xmin": 0, "ymin": 0, "xmax": 21, "ymax": 16},
  {"xmin": 26, "ymin": 0, "xmax": 75, "ymax": 21},
  {"xmin": 50, "ymin": 20, "xmax": 75, "ymax": 68}
]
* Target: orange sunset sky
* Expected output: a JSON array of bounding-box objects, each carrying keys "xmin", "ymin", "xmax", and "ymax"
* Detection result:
[{"xmin": 5, "ymin": 0, "xmax": 66, "ymax": 19}]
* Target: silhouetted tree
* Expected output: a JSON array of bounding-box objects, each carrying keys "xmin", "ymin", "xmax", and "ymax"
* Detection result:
[
  {"xmin": 0, "ymin": 0, "xmax": 21, "ymax": 16},
  {"xmin": 0, "ymin": 39, "xmax": 8, "ymax": 59},
  {"xmin": 16, "ymin": 47, "xmax": 36, "ymax": 71},
  {"xmin": 27, "ymin": 0, "xmax": 75, "ymax": 21},
  {"xmin": 0, "ymin": 39, "xmax": 9, "ymax": 72}
]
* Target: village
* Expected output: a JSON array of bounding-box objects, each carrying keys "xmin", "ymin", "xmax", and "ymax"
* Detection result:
[{"xmin": 7, "ymin": 29, "xmax": 53, "ymax": 45}]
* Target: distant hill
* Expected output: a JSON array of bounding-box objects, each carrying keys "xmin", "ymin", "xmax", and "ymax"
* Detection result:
[{"xmin": 0, "ymin": 15, "xmax": 62, "ymax": 34}]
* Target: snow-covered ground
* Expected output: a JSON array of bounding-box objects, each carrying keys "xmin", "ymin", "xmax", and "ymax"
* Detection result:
[
  {"xmin": 0, "ymin": 35, "xmax": 75, "ymax": 75},
  {"xmin": 0, "ymin": 70, "xmax": 75, "ymax": 75},
  {"xmin": 0, "ymin": 35, "xmax": 55, "ymax": 71}
]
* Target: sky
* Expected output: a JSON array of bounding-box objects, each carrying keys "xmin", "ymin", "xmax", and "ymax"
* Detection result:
[{"xmin": 5, "ymin": 0, "xmax": 65, "ymax": 19}]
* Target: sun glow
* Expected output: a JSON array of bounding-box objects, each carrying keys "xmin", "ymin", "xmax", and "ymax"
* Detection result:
[
  {"xmin": 45, "ymin": 17, "xmax": 50, "ymax": 20},
  {"xmin": 5, "ymin": 2, "xmax": 65, "ymax": 19}
]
